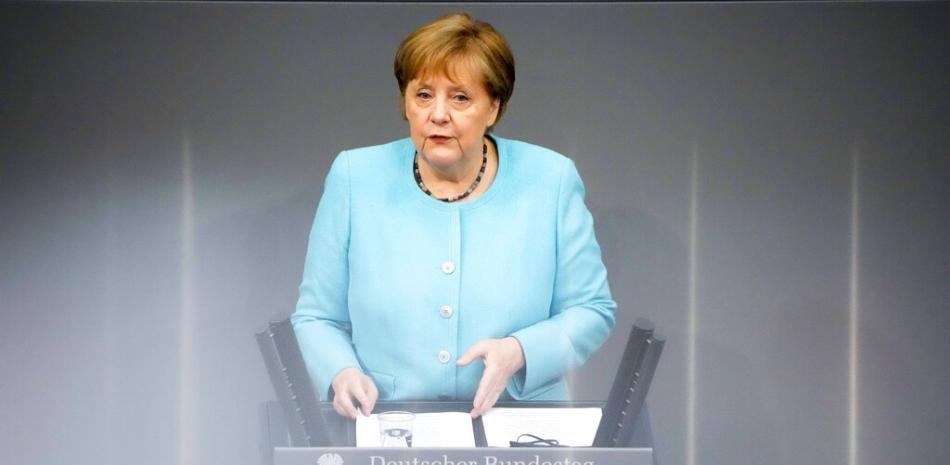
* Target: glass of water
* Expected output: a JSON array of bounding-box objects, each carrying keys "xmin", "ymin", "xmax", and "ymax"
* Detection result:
[{"xmin": 378, "ymin": 411, "xmax": 414, "ymax": 448}]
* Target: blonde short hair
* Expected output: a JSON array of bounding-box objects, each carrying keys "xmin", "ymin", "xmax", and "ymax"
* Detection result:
[{"xmin": 394, "ymin": 13, "xmax": 515, "ymax": 129}]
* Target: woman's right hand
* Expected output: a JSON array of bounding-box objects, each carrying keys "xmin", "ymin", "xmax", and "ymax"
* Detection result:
[{"xmin": 330, "ymin": 367, "xmax": 378, "ymax": 419}]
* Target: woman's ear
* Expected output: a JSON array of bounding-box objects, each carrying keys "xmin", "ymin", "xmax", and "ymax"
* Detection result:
[{"xmin": 487, "ymin": 98, "xmax": 501, "ymax": 127}]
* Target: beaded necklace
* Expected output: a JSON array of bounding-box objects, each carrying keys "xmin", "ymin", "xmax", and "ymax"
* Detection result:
[{"xmin": 413, "ymin": 141, "xmax": 488, "ymax": 203}]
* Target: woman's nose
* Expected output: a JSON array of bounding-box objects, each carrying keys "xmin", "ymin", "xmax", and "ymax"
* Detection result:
[{"xmin": 430, "ymin": 97, "xmax": 450, "ymax": 123}]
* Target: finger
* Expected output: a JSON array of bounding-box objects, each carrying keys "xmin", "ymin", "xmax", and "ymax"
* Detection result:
[
  {"xmin": 472, "ymin": 371, "xmax": 490, "ymax": 408},
  {"xmin": 473, "ymin": 383, "xmax": 503, "ymax": 418},
  {"xmin": 476, "ymin": 382, "xmax": 505, "ymax": 418},
  {"xmin": 332, "ymin": 400, "xmax": 348, "ymax": 418},
  {"xmin": 482, "ymin": 386, "xmax": 503, "ymax": 412},
  {"xmin": 332, "ymin": 391, "xmax": 346, "ymax": 417},
  {"xmin": 471, "ymin": 367, "xmax": 499, "ymax": 417},
  {"xmin": 334, "ymin": 390, "xmax": 358, "ymax": 419},
  {"xmin": 472, "ymin": 388, "xmax": 498, "ymax": 418},
  {"xmin": 360, "ymin": 378, "xmax": 378, "ymax": 416},
  {"xmin": 351, "ymin": 382, "xmax": 373, "ymax": 417},
  {"xmin": 457, "ymin": 341, "xmax": 488, "ymax": 366}
]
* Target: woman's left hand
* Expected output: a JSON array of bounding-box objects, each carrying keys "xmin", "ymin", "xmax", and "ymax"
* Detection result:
[{"xmin": 457, "ymin": 336, "xmax": 526, "ymax": 418}]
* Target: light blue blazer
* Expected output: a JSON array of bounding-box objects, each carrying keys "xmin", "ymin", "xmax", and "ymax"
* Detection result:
[{"xmin": 292, "ymin": 136, "xmax": 616, "ymax": 402}]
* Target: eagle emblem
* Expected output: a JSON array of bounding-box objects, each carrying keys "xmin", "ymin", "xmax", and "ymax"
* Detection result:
[{"xmin": 317, "ymin": 452, "xmax": 343, "ymax": 465}]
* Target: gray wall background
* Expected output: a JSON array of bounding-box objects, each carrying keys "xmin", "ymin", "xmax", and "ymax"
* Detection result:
[{"xmin": 1, "ymin": 2, "xmax": 948, "ymax": 465}]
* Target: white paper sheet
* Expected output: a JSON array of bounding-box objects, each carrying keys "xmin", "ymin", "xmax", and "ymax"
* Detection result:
[
  {"xmin": 480, "ymin": 408, "xmax": 603, "ymax": 447},
  {"xmin": 356, "ymin": 412, "xmax": 476, "ymax": 448}
]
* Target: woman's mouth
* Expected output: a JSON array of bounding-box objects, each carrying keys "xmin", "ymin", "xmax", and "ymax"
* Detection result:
[{"xmin": 428, "ymin": 135, "xmax": 452, "ymax": 143}]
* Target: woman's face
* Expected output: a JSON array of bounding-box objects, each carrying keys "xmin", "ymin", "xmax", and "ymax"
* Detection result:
[{"xmin": 404, "ymin": 61, "xmax": 500, "ymax": 172}]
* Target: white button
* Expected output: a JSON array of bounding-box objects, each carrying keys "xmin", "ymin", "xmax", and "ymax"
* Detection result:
[
  {"xmin": 439, "ymin": 305, "xmax": 454, "ymax": 318},
  {"xmin": 438, "ymin": 350, "xmax": 451, "ymax": 363},
  {"xmin": 441, "ymin": 261, "xmax": 456, "ymax": 274}
]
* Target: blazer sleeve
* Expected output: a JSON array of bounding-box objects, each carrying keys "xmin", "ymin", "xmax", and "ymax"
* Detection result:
[
  {"xmin": 508, "ymin": 158, "xmax": 617, "ymax": 398},
  {"xmin": 291, "ymin": 151, "xmax": 362, "ymax": 399}
]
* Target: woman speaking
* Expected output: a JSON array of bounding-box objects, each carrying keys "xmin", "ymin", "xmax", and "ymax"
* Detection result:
[{"xmin": 292, "ymin": 13, "xmax": 616, "ymax": 420}]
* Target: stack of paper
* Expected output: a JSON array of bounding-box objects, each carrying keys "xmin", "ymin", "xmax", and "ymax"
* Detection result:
[
  {"xmin": 481, "ymin": 408, "xmax": 602, "ymax": 447},
  {"xmin": 356, "ymin": 412, "xmax": 476, "ymax": 447},
  {"xmin": 355, "ymin": 408, "xmax": 602, "ymax": 448}
]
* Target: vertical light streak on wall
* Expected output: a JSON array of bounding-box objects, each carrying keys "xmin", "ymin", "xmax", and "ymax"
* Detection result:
[
  {"xmin": 178, "ymin": 133, "xmax": 196, "ymax": 465},
  {"xmin": 848, "ymin": 146, "xmax": 860, "ymax": 465},
  {"xmin": 105, "ymin": 152, "xmax": 118, "ymax": 465},
  {"xmin": 686, "ymin": 145, "xmax": 699, "ymax": 465}
]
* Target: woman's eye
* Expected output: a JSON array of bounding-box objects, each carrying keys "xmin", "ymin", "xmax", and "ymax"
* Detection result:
[
  {"xmin": 453, "ymin": 94, "xmax": 470, "ymax": 102},
  {"xmin": 416, "ymin": 91, "xmax": 432, "ymax": 100}
]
